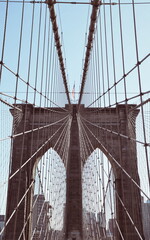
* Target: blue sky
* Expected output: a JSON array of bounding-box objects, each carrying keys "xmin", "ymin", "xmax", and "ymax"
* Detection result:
[
  {"xmin": 55, "ymin": 1, "xmax": 91, "ymax": 95},
  {"xmin": 0, "ymin": 0, "xmax": 150, "ymax": 103}
]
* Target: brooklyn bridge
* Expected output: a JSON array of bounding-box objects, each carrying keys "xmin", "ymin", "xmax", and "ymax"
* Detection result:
[{"xmin": 0, "ymin": 0, "xmax": 150, "ymax": 240}]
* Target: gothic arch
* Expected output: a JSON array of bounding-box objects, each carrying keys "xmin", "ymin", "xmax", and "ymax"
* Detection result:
[
  {"xmin": 4, "ymin": 104, "xmax": 145, "ymax": 240},
  {"xmin": 79, "ymin": 104, "xmax": 144, "ymax": 240},
  {"xmin": 4, "ymin": 104, "xmax": 69, "ymax": 240}
]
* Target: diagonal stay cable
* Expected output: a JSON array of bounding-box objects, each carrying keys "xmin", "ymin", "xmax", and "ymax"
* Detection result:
[
  {"xmin": 80, "ymin": 116, "xmax": 114, "ymax": 210},
  {"xmin": 0, "ymin": 97, "xmax": 22, "ymax": 112},
  {"xmin": 78, "ymin": 115, "xmax": 150, "ymax": 200},
  {"xmin": 0, "ymin": 180, "xmax": 35, "ymax": 237},
  {"xmin": 103, "ymin": 166, "xmax": 144, "ymax": 240},
  {"xmin": 3, "ymin": 116, "xmax": 70, "ymax": 184},
  {"xmin": 0, "ymin": 62, "xmax": 69, "ymax": 110},
  {"xmin": 17, "ymin": 118, "xmax": 71, "ymax": 239},
  {"xmin": 47, "ymin": 0, "xmax": 70, "ymax": 104},
  {"xmin": 0, "ymin": 92, "xmax": 69, "ymax": 113},
  {"xmin": 0, "ymin": 114, "xmax": 70, "ymax": 142},
  {"xmin": 86, "ymin": 53, "xmax": 150, "ymax": 108},
  {"xmin": 78, "ymin": 0, "xmax": 101, "ymax": 105},
  {"xmin": 102, "ymin": 162, "xmax": 143, "ymax": 240},
  {"xmin": 80, "ymin": 114, "xmax": 150, "ymax": 147},
  {"xmin": 80, "ymin": 116, "xmax": 145, "ymax": 239}
]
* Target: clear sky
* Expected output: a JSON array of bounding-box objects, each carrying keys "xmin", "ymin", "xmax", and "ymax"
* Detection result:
[
  {"xmin": 54, "ymin": 0, "xmax": 150, "ymax": 104},
  {"xmin": 55, "ymin": 0, "xmax": 91, "ymax": 97},
  {"xmin": 0, "ymin": 0, "xmax": 150, "ymax": 102}
]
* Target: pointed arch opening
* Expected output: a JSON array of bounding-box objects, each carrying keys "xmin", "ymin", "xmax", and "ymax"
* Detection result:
[
  {"xmin": 82, "ymin": 148, "xmax": 116, "ymax": 239},
  {"xmin": 31, "ymin": 148, "xmax": 66, "ymax": 240}
]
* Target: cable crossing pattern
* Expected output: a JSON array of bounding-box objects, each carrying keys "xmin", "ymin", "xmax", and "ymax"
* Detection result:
[{"xmin": 0, "ymin": 0, "xmax": 150, "ymax": 240}]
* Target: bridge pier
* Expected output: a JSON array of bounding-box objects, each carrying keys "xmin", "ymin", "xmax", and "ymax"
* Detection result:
[
  {"xmin": 79, "ymin": 104, "xmax": 145, "ymax": 240},
  {"xmin": 65, "ymin": 105, "xmax": 83, "ymax": 240},
  {"xmin": 4, "ymin": 106, "xmax": 35, "ymax": 240},
  {"xmin": 4, "ymin": 104, "xmax": 69, "ymax": 240},
  {"xmin": 4, "ymin": 104, "xmax": 145, "ymax": 240}
]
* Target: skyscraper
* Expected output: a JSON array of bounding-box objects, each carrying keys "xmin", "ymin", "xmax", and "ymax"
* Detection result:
[
  {"xmin": 141, "ymin": 197, "xmax": 150, "ymax": 240},
  {"xmin": 32, "ymin": 195, "xmax": 51, "ymax": 240},
  {"xmin": 0, "ymin": 215, "xmax": 5, "ymax": 240}
]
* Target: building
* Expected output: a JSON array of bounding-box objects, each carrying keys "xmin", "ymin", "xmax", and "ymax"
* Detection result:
[
  {"xmin": 107, "ymin": 218, "xmax": 117, "ymax": 239},
  {"xmin": 97, "ymin": 211, "xmax": 106, "ymax": 228},
  {"xmin": 97, "ymin": 212, "xmax": 107, "ymax": 239},
  {"xmin": 141, "ymin": 197, "xmax": 150, "ymax": 240},
  {"xmin": 0, "ymin": 215, "xmax": 5, "ymax": 240},
  {"xmin": 32, "ymin": 195, "xmax": 51, "ymax": 240}
]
